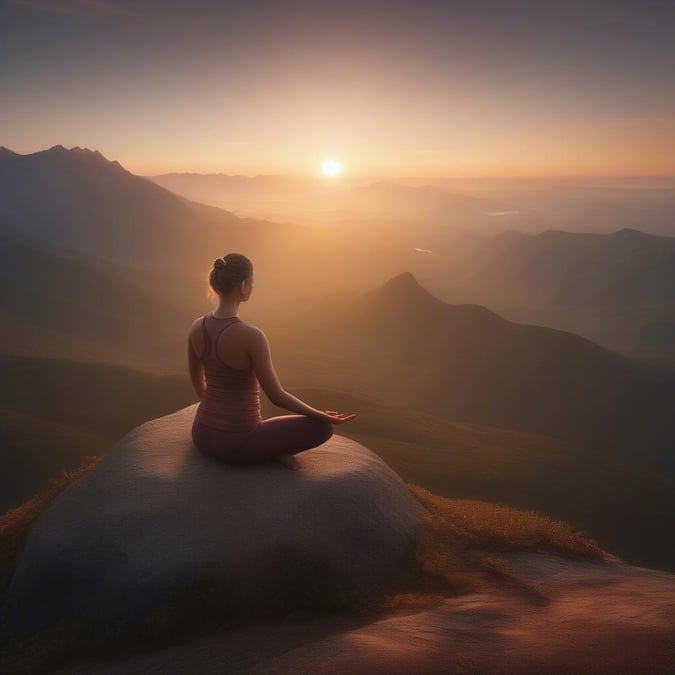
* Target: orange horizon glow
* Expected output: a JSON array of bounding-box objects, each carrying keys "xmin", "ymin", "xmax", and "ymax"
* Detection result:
[
  {"xmin": 5, "ymin": 139, "xmax": 675, "ymax": 179},
  {"xmin": 4, "ymin": 4, "xmax": 674, "ymax": 180},
  {"xmin": 40, "ymin": 113, "xmax": 675, "ymax": 178}
]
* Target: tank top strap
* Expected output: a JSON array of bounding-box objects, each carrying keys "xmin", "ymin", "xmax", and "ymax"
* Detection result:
[
  {"xmin": 201, "ymin": 315, "xmax": 212, "ymax": 359},
  {"xmin": 201, "ymin": 314, "xmax": 241, "ymax": 362},
  {"xmin": 215, "ymin": 317, "xmax": 241, "ymax": 340},
  {"xmin": 213, "ymin": 318, "xmax": 241, "ymax": 363}
]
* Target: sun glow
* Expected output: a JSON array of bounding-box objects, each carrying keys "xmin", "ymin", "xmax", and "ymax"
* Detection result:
[{"xmin": 321, "ymin": 159, "xmax": 342, "ymax": 176}]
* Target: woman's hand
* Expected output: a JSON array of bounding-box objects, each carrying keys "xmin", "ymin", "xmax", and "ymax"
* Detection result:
[{"xmin": 321, "ymin": 410, "xmax": 358, "ymax": 424}]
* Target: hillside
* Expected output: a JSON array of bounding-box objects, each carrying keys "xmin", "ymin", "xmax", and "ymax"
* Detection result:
[
  {"xmin": 289, "ymin": 272, "xmax": 675, "ymax": 469},
  {"xmin": 0, "ymin": 145, "xmax": 322, "ymax": 315},
  {"xmin": 0, "ymin": 145, "xmax": 259, "ymax": 273},
  {"xmin": 0, "ymin": 234, "xmax": 196, "ymax": 371}
]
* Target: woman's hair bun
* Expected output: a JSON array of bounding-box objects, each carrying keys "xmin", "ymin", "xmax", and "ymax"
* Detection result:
[{"xmin": 208, "ymin": 252, "xmax": 252, "ymax": 297}]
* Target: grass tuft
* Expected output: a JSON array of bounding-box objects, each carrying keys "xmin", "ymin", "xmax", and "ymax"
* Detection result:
[{"xmin": 371, "ymin": 481, "xmax": 606, "ymax": 615}]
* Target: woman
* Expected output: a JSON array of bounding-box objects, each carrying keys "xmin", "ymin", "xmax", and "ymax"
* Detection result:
[{"xmin": 189, "ymin": 253, "xmax": 358, "ymax": 470}]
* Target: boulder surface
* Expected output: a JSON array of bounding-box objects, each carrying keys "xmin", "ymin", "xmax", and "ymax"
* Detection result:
[{"xmin": 2, "ymin": 404, "xmax": 425, "ymax": 632}]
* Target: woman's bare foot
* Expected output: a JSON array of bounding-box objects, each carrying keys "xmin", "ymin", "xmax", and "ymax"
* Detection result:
[{"xmin": 276, "ymin": 452, "xmax": 302, "ymax": 471}]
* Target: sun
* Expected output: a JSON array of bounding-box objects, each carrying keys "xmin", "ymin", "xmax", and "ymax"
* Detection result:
[{"xmin": 321, "ymin": 159, "xmax": 342, "ymax": 176}]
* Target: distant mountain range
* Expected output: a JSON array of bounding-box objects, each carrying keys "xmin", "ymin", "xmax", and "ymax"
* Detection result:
[
  {"xmin": 4, "ymin": 145, "xmax": 672, "ymax": 364},
  {"xmin": 0, "ymin": 145, "xmax": 411, "ymax": 319},
  {"xmin": 414, "ymin": 228, "xmax": 675, "ymax": 364},
  {"xmin": 428, "ymin": 228, "xmax": 675, "ymax": 308},
  {"xmin": 148, "ymin": 171, "xmax": 516, "ymax": 233},
  {"xmin": 0, "ymin": 145, "xmax": 313, "ymax": 311},
  {"xmin": 148, "ymin": 170, "xmax": 675, "ymax": 236},
  {"xmin": 459, "ymin": 176, "xmax": 675, "ymax": 236}
]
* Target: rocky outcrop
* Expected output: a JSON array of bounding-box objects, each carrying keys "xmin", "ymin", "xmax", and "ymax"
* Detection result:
[{"xmin": 2, "ymin": 404, "xmax": 425, "ymax": 633}]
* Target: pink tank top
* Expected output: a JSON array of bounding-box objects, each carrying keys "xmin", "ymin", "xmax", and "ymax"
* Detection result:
[{"xmin": 194, "ymin": 313, "xmax": 262, "ymax": 432}]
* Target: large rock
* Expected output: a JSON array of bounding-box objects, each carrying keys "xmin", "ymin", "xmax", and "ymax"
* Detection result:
[{"xmin": 2, "ymin": 404, "xmax": 425, "ymax": 633}]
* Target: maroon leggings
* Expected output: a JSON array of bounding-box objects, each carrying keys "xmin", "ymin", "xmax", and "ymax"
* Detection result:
[{"xmin": 192, "ymin": 415, "xmax": 334, "ymax": 465}]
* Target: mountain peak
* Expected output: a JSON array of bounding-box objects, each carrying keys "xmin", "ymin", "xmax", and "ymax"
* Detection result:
[
  {"xmin": 0, "ymin": 146, "xmax": 20, "ymax": 161},
  {"xmin": 45, "ymin": 144, "xmax": 102, "ymax": 159},
  {"xmin": 26, "ymin": 145, "xmax": 129, "ymax": 175},
  {"xmin": 390, "ymin": 270, "xmax": 418, "ymax": 283},
  {"xmin": 360, "ymin": 270, "xmax": 505, "ymax": 329},
  {"xmin": 379, "ymin": 271, "xmax": 428, "ymax": 296},
  {"xmin": 369, "ymin": 271, "xmax": 450, "ymax": 315}
]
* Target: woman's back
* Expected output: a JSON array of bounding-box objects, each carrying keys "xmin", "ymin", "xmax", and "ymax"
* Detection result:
[
  {"xmin": 190, "ymin": 252, "xmax": 356, "ymax": 468},
  {"xmin": 194, "ymin": 313, "xmax": 262, "ymax": 432}
]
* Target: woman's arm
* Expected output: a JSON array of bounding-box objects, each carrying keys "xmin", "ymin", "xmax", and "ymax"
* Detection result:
[
  {"xmin": 248, "ymin": 327, "xmax": 329, "ymax": 421},
  {"xmin": 187, "ymin": 331, "xmax": 206, "ymax": 400}
]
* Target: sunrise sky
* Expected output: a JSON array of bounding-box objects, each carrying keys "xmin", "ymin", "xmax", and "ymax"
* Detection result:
[{"xmin": 1, "ymin": 0, "xmax": 674, "ymax": 177}]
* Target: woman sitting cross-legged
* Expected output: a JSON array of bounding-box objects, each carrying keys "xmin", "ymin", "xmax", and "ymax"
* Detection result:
[{"xmin": 188, "ymin": 252, "xmax": 357, "ymax": 470}]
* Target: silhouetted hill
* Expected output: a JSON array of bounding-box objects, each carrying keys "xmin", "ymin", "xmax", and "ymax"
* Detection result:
[
  {"xmin": 299, "ymin": 272, "xmax": 675, "ymax": 469},
  {"xmin": 361, "ymin": 271, "xmax": 504, "ymax": 327},
  {"xmin": 0, "ymin": 146, "xmax": 300, "ymax": 294},
  {"xmin": 0, "ymin": 233, "xmax": 195, "ymax": 370},
  {"xmin": 606, "ymin": 249, "xmax": 675, "ymax": 306},
  {"xmin": 0, "ymin": 147, "xmax": 19, "ymax": 161}
]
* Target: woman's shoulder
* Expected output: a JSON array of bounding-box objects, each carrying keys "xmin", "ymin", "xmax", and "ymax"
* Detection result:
[
  {"xmin": 236, "ymin": 321, "xmax": 265, "ymax": 339},
  {"xmin": 188, "ymin": 315, "xmax": 206, "ymax": 333}
]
